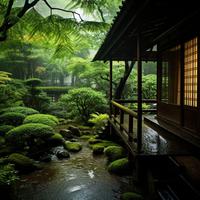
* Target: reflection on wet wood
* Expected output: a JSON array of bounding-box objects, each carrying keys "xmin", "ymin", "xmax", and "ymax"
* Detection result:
[{"xmin": 110, "ymin": 114, "xmax": 198, "ymax": 156}]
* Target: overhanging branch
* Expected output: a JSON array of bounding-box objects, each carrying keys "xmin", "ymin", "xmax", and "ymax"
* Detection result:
[{"xmin": 43, "ymin": 0, "xmax": 84, "ymax": 22}]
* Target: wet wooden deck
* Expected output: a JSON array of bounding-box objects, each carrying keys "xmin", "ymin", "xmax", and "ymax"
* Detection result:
[{"xmin": 109, "ymin": 114, "xmax": 199, "ymax": 157}]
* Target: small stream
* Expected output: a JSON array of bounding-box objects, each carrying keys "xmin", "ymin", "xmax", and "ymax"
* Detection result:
[{"xmin": 13, "ymin": 140, "xmax": 134, "ymax": 200}]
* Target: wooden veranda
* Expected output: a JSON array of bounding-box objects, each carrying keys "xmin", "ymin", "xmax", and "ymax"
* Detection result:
[{"xmin": 94, "ymin": 0, "xmax": 200, "ymax": 198}]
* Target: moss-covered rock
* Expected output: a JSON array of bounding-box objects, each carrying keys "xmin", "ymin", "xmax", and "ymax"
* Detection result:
[
  {"xmin": 80, "ymin": 135, "xmax": 93, "ymax": 140},
  {"xmin": 68, "ymin": 125, "xmax": 81, "ymax": 137},
  {"xmin": 6, "ymin": 123, "xmax": 54, "ymax": 150},
  {"xmin": 23, "ymin": 114, "xmax": 59, "ymax": 127},
  {"xmin": 0, "ymin": 112, "xmax": 26, "ymax": 126},
  {"xmin": 108, "ymin": 158, "xmax": 130, "ymax": 175},
  {"xmin": 49, "ymin": 133, "xmax": 64, "ymax": 145},
  {"xmin": 0, "ymin": 125, "xmax": 15, "ymax": 136},
  {"xmin": 56, "ymin": 150, "xmax": 70, "ymax": 159},
  {"xmin": 63, "ymin": 141, "xmax": 82, "ymax": 152},
  {"xmin": 88, "ymin": 138, "xmax": 102, "ymax": 144},
  {"xmin": 8, "ymin": 153, "xmax": 38, "ymax": 172},
  {"xmin": 59, "ymin": 129, "xmax": 73, "ymax": 139},
  {"xmin": 121, "ymin": 192, "xmax": 143, "ymax": 200},
  {"xmin": 92, "ymin": 145, "xmax": 104, "ymax": 154},
  {"xmin": 104, "ymin": 146, "xmax": 126, "ymax": 161}
]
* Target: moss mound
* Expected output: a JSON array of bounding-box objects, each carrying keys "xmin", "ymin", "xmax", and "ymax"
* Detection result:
[
  {"xmin": 0, "ymin": 112, "xmax": 26, "ymax": 126},
  {"xmin": 64, "ymin": 141, "xmax": 82, "ymax": 152},
  {"xmin": 6, "ymin": 123, "xmax": 54, "ymax": 149},
  {"xmin": 0, "ymin": 125, "xmax": 15, "ymax": 136},
  {"xmin": 108, "ymin": 158, "xmax": 130, "ymax": 175},
  {"xmin": 8, "ymin": 153, "xmax": 38, "ymax": 172},
  {"xmin": 0, "ymin": 106, "xmax": 39, "ymax": 116},
  {"xmin": 104, "ymin": 146, "xmax": 126, "ymax": 161},
  {"xmin": 24, "ymin": 114, "xmax": 59, "ymax": 127},
  {"xmin": 121, "ymin": 192, "xmax": 143, "ymax": 200},
  {"xmin": 92, "ymin": 145, "xmax": 104, "ymax": 154}
]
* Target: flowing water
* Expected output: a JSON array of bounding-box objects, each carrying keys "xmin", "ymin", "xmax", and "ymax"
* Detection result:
[{"xmin": 12, "ymin": 140, "xmax": 134, "ymax": 200}]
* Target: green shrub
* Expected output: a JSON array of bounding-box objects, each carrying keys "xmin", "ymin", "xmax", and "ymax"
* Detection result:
[
  {"xmin": 104, "ymin": 146, "xmax": 126, "ymax": 162},
  {"xmin": 64, "ymin": 141, "xmax": 82, "ymax": 152},
  {"xmin": 0, "ymin": 164, "xmax": 18, "ymax": 186},
  {"xmin": 23, "ymin": 114, "xmax": 59, "ymax": 127},
  {"xmin": 0, "ymin": 125, "xmax": 14, "ymax": 136},
  {"xmin": 0, "ymin": 112, "xmax": 25, "ymax": 126},
  {"xmin": 108, "ymin": 158, "xmax": 130, "ymax": 175},
  {"xmin": 59, "ymin": 87, "xmax": 108, "ymax": 123},
  {"xmin": 89, "ymin": 113, "xmax": 109, "ymax": 129},
  {"xmin": 0, "ymin": 106, "xmax": 39, "ymax": 116},
  {"xmin": 6, "ymin": 123, "xmax": 54, "ymax": 149},
  {"xmin": 25, "ymin": 78, "xmax": 42, "ymax": 87}
]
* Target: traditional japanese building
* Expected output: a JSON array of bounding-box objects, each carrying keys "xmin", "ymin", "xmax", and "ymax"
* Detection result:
[{"xmin": 94, "ymin": 0, "xmax": 200, "ymax": 198}]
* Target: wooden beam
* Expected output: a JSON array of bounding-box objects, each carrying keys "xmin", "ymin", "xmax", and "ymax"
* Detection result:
[{"xmin": 137, "ymin": 33, "xmax": 142, "ymax": 153}]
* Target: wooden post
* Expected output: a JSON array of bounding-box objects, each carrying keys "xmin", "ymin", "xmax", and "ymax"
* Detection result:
[
  {"xmin": 128, "ymin": 115, "xmax": 133, "ymax": 142},
  {"xmin": 120, "ymin": 110, "xmax": 124, "ymax": 131},
  {"xmin": 180, "ymin": 43, "xmax": 185, "ymax": 126},
  {"xmin": 137, "ymin": 34, "xmax": 142, "ymax": 153},
  {"xmin": 109, "ymin": 60, "xmax": 113, "ymax": 118}
]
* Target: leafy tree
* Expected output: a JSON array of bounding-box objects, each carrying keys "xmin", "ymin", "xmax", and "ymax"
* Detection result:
[
  {"xmin": 59, "ymin": 87, "xmax": 108, "ymax": 123},
  {"xmin": 0, "ymin": 79, "xmax": 27, "ymax": 109},
  {"xmin": 23, "ymin": 78, "xmax": 51, "ymax": 112}
]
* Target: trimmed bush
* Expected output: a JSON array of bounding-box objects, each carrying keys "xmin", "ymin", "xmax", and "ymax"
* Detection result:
[
  {"xmin": 0, "ymin": 106, "xmax": 39, "ymax": 116},
  {"xmin": 64, "ymin": 141, "xmax": 82, "ymax": 152},
  {"xmin": 23, "ymin": 114, "xmax": 59, "ymax": 127},
  {"xmin": 108, "ymin": 158, "xmax": 130, "ymax": 175},
  {"xmin": 104, "ymin": 146, "xmax": 126, "ymax": 162},
  {"xmin": 8, "ymin": 153, "xmax": 38, "ymax": 172},
  {"xmin": 121, "ymin": 192, "xmax": 143, "ymax": 200},
  {"xmin": 0, "ymin": 112, "xmax": 25, "ymax": 126},
  {"xmin": 25, "ymin": 78, "xmax": 42, "ymax": 87},
  {"xmin": 6, "ymin": 123, "xmax": 54, "ymax": 149},
  {"xmin": 0, "ymin": 125, "xmax": 14, "ymax": 136}
]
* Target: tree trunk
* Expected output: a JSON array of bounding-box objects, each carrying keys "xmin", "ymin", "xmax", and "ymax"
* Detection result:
[{"xmin": 114, "ymin": 61, "xmax": 135, "ymax": 99}]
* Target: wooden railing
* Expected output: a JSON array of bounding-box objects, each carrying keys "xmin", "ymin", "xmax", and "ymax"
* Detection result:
[
  {"xmin": 110, "ymin": 99, "xmax": 157, "ymax": 147},
  {"xmin": 111, "ymin": 100, "xmax": 138, "ymax": 143}
]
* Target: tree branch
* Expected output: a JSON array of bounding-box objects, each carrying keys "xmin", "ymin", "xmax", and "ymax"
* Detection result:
[
  {"xmin": 43, "ymin": 0, "xmax": 84, "ymax": 22},
  {"xmin": 100, "ymin": 74, "xmax": 117, "ymax": 86},
  {"xmin": 0, "ymin": 0, "xmax": 40, "ymax": 41},
  {"xmin": 5, "ymin": 0, "xmax": 14, "ymax": 19}
]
